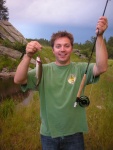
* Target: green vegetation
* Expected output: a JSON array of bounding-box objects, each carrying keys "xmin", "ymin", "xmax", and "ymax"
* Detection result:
[
  {"xmin": 0, "ymin": 0, "xmax": 9, "ymax": 20},
  {"xmin": 0, "ymin": 98, "xmax": 15, "ymax": 119},
  {"xmin": 84, "ymin": 60, "xmax": 113, "ymax": 149},
  {"xmin": 34, "ymin": 46, "xmax": 55, "ymax": 63},
  {"xmin": 0, "ymin": 55, "xmax": 19, "ymax": 72},
  {"xmin": 0, "ymin": 93, "xmax": 42, "ymax": 150},
  {"xmin": 1, "ymin": 39, "xmax": 26, "ymax": 53},
  {"xmin": 27, "ymin": 38, "xmax": 50, "ymax": 47},
  {"xmin": 74, "ymin": 36, "xmax": 113, "ymax": 60}
]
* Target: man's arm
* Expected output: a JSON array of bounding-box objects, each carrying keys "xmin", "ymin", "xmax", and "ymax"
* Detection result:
[
  {"xmin": 14, "ymin": 54, "xmax": 31, "ymax": 84},
  {"xmin": 93, "ymin": 16, "xmax": 108, "ymax": 76},
  {"xmin": 14, "ymin": 41, "xmax": 42, "ymax": 84}
]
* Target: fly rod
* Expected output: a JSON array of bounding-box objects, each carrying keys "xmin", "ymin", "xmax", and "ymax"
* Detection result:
[{"xmin": 74, "ymin": 0, "xmax": 110, "ymax": 107}]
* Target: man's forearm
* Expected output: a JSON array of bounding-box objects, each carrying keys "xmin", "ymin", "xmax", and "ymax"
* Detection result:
[
  {"xmin": 95, "ymin": 35, "xmax": 108, "ymax": 75},
  {"xmin": 14, "ymin": 54, "xmax": 31, "ymax": 84}
]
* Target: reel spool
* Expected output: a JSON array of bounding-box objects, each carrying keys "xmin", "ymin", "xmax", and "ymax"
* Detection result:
[{"xmin": 76, "ymin": 96, "xmax": 90, "ymax": 107}]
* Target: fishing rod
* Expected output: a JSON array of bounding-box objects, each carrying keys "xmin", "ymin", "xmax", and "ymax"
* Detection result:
[{"xmin": 74, "ymin": 0, "xmax": 110, "ymax": 108}]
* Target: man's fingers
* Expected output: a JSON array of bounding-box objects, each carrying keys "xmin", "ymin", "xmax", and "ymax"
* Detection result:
[
  {"xmin": 26, "ymin": 41, "xmax": 42, "ymax": 53},
  {"xmin": 96, "ymin": 16, "xmax": 108, "ymax": 35},
  {"xmin": 32, "ymin": 41, "xmax": 42, "ymax": 51}
]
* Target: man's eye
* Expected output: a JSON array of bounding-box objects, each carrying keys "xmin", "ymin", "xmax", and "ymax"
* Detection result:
[
  {"xmin": 56, "ymin": 45, "xmax": 61, "ymax": 48},
  {"xmin": 65, "ymin": 45, "xmax": 70, "ymax": 48},
  {"xmin": 55, "ymin": 44, "xmax": 71, "ymax": 49}
]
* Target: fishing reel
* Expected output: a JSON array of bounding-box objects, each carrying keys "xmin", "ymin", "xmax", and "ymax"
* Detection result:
[{"xmin": 76, "ymin": 96, "xmax": 90, "ymax": 107}]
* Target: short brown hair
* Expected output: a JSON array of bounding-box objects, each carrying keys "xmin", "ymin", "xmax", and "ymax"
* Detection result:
[{"xmin": 50, "ymin": 31, "xmax": 74, "ymax": 48}]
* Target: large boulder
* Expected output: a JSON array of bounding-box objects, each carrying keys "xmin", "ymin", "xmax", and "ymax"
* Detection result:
[
  {"xmin": 0, "ymin": 20, "xmax": 36, "ymax": 78},
  {"xmin": 0, "ymin": 20, "xmax": 27, "ymax": 44},
  {"xmin": 0, "ymin": 45, "xmax": 35, "ymax": 65},
  {"xmin": 0, "ymin": 45, "xmax": 36, "ymax": 78}
]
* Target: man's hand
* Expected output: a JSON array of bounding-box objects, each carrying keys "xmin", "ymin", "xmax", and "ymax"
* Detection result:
[
  {"xmin": 26, "ymin": 41, "xmax": 42, "ymax": 58},
  {"xmin": 96, "ymin": 16, "xmax": 108, "ymax": 35}
]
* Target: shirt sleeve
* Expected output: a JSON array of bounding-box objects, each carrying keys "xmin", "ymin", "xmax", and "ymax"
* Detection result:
[{"xmin": 21, "ymin": 68, "xmax": 38, "ymax": 92}]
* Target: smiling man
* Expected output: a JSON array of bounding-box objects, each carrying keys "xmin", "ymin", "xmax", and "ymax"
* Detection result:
[{"xmin": 14, "ymin": 16, "xmax": 108, "ymax": 150}]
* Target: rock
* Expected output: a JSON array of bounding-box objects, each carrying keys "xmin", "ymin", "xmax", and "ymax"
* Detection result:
[
  {"xmin": 0, "ymin": 21, "xmax": 36, "ymax": 78},
  {"xmin": 0, "ymin": 45, "xmax": 36, "ymax": 78},
  {"xmin": 0, "ymin": 20, "xmax": 27, "ymax": 44},
  {"xmin": 0, "ymin": 72, "xmax": 15, "ymax": 78},
  {"xmin": 0, "ymin": 45, "xmax": 36, "ymax": 65},
  {"xmin": 73, "ymin": 49, "xmax": 87, "ymax": 59}
]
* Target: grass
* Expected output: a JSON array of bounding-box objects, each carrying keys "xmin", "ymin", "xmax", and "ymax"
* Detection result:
[
  {"xmin": 0, "ymin": 92, "xmax": 41, "ymax": 150},
  {"xmin": 0, "ymin": 39, "xmax": 26, "ymax": 53},
  {"xmin": 0, "ymin": 55, "xmax": 19, "ymax": 72},
  {"xmin": 84, "ymin": 60, "xmax": 113, "ymax": 149}
]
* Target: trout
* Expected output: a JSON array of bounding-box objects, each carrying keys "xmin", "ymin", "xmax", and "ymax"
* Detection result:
[{"xmin": 36, "ymin": 57, "xmax": 42, "ymax": 85}]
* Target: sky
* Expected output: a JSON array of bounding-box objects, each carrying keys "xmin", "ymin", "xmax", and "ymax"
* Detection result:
[{"xmin": 6, "ymin": 0, "xmax": 113, "ymax": 43}]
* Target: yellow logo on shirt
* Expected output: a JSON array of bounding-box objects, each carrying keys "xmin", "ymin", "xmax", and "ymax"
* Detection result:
[{"xmin": 68, "ymin": 74, "xmax": 76, "ymax": 84}]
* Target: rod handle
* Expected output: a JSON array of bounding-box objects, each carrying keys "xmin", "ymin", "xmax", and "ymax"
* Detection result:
[{"xmin": 77, "ymin": 74, "xmax": 86, "ymax": 98}]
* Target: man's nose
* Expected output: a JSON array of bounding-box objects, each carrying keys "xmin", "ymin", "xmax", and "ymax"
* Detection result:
[{"xmin": 60, "ymin": 46, "xmax": 65, "ymax": 51}]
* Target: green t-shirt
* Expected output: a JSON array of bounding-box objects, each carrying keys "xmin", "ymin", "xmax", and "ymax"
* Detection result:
[{"xmin": 21, "ymin": 62, "xmax": 99, "ymax": 138}]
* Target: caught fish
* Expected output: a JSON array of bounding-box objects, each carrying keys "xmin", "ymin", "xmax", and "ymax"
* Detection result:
[{"xmin": 36, "ymin": 57, "xmax": 42, "ymax": 85}]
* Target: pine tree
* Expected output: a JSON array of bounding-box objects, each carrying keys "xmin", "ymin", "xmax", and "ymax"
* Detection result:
[{"xmin": 0, "ymin": 0, "xmax": 9, "ymax": 20}]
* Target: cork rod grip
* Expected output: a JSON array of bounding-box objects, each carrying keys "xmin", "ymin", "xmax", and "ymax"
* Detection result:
[{"xmin": 77, "ymin": 74, "xmax": 86, "ymax": 98}]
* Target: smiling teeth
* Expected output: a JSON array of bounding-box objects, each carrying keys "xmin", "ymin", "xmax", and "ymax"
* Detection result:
[{"xmin": 60, "ymin": 54, "xmax": 66, "ymax": 56}]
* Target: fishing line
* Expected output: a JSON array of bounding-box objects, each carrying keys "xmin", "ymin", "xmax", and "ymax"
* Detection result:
[{"xmin": 74, "ymin": 0, "xmax": 110, "ymax": 108}]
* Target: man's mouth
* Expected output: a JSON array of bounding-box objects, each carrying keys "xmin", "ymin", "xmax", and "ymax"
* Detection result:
[{"xmin": 59, "ymin": 53, "xmax": 67, "ymax": 57}]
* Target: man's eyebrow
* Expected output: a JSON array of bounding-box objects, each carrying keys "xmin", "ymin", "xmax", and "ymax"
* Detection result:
[{"xmin": 55, "ymin": 43, "xmax": 70, "ymax": 45}]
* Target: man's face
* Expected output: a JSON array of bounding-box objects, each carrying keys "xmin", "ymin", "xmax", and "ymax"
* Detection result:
[{"xmin": 53, "ymin": 37, "xmax": 73, "ymax": 66}]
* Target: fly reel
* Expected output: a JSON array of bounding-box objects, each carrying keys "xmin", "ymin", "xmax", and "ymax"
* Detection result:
[{"xmin": 76, "ymin": 96, "xmax": 90, "ymax": 107}]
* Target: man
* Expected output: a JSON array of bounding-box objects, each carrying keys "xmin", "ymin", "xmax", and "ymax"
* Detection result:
[{"xmin": 14, "ymin": 16, "xmax": 108, "ymax": 150}]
